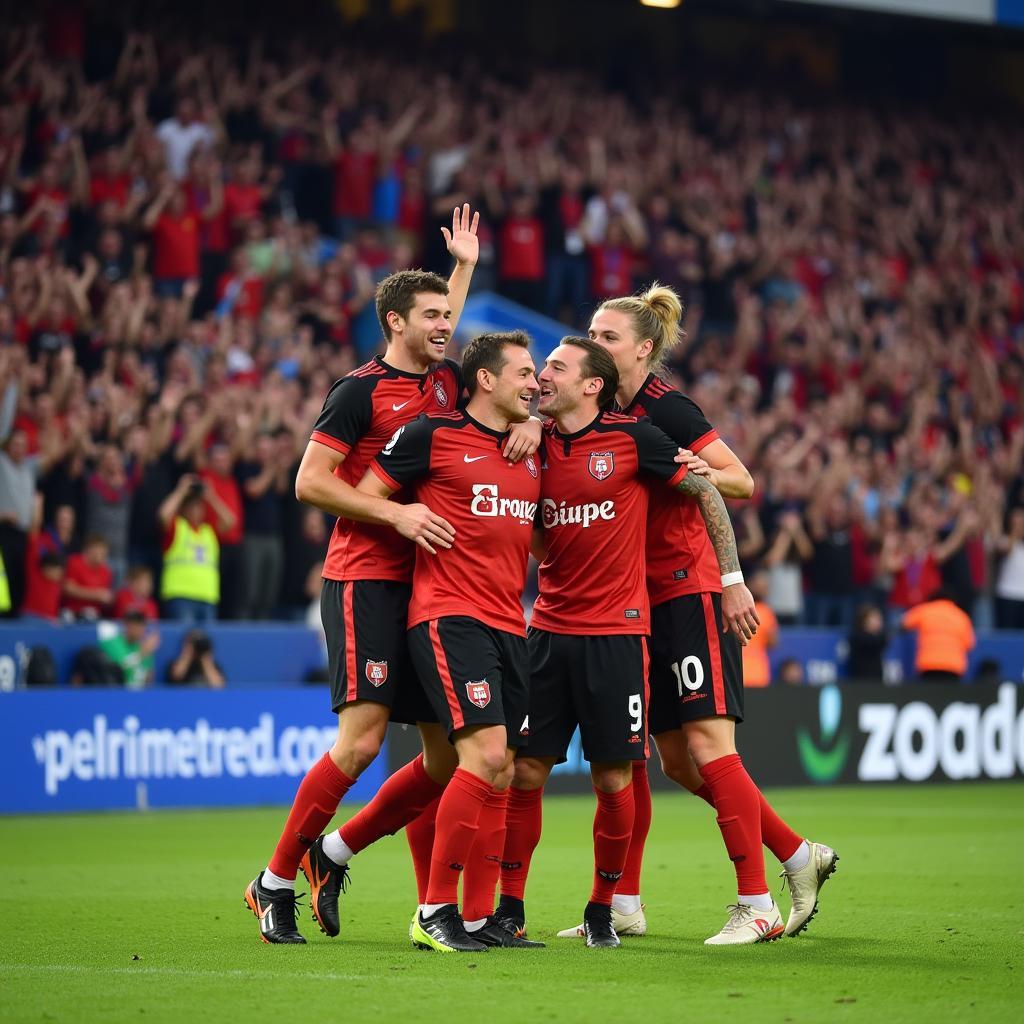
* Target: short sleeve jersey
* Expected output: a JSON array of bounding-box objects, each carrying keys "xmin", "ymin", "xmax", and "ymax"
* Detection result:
[
  {"xmin": 532, "ymin": 411, "xmax": 688, "ymax": 636},
  {"xmin": 618, "ymin": 374, "xmax": 722, "ymax": 604},
  {"xmin": 370, "ymin": 412, "xmax": 541, "ymax": 636},
  {"xmin": 311, "ymin": 356, "xmax": 461, "ymax": 582}
]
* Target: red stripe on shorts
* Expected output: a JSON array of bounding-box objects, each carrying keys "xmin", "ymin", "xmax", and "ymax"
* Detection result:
[
  {"xmin": 344, "ymin": 583, "xmax": 358, "ymax": 703},
  {"xmin": 641, "ymin": 636, "xmax": 651, "ymax": 759},
  {"xmin": 429, "ymin": 619, "xmax": 464, "ymax": 731},
  {"xmin": 701, "ymin": 592, "xmax": 727, "ymax": 716}
]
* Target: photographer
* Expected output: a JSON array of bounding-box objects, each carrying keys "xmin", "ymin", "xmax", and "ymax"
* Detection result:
[
  {"xmin": 167, "ymin": 628, "xmax": 225, "ymax": 688},
  {"xmin": 158, "ymin": 473, "xmax": 236, "ymax": 622}
]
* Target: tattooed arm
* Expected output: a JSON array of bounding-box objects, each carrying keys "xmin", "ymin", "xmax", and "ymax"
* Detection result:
[{"xmin": 676, "ymin": 470, "xmax": 760, "ymax": 644}]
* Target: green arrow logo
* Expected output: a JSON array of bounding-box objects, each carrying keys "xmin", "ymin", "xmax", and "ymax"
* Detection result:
[{"xmin": 797, "ymin": 686, "xmax": 851, "ymax": 784}]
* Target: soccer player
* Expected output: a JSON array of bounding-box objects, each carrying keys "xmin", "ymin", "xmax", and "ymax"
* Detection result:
[
  {"xmin": 358, "ymin": 331, "xmax": 545, "ymax": 953},
  {"xmin": 244, "ymin": 207, "xmax": 537, "ymax": 944},
  {"xmin": 558, "ymin": 284, "xmax": 837, "ymax": 945},
  {"xmin": 496, "ymin": 336, "xmax": 752, "ymax": 948}
]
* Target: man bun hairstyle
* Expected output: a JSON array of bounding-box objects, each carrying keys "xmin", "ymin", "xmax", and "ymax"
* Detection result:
[
  {"xmin": 375, "ymin": 269, "xmax": 450, "ymax": 339},
  {"xmin": 461, "ymin": 330, "xmax": 533, "ymax": 397},
  {"xmin": 561, "ymin": 336, "xmax": 619, "ymax": 408},
  {"xmin": 598, "ymin": 282, "xmax": 683, "ymax": 370}
]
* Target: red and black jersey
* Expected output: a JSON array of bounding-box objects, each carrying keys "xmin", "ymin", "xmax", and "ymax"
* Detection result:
[
  {"xmin": 369, "ymin": 411, "xmax": 541, "ymax": 636},
  {"xmin": 618, "ymin": 374, "xmax": 722, "ymax": 605},
  {"xmin": 532, "ymin": 411, "xmax": 688, "ymax": 636},
  {"xmin": 311, "ymin": 356, "xmax": 462, "ymax": 583}
]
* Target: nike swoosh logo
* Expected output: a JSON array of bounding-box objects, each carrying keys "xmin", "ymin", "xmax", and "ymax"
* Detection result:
[
  {"xmin": 392, "ymin": 400, "xmax": 412, "ymax": 411},
  {"xmin": 464, "ymin": 455, "xmax": 488, "ymax": 463}
]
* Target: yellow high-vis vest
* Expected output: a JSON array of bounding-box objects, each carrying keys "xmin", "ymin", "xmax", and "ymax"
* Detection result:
[
  {"xmin": 161, "ymin": 517, "xmax": 219, "ymax": 604},
  {"xmin": 0, "ymin": 548, "xmax": 10, "ymax": 612}
]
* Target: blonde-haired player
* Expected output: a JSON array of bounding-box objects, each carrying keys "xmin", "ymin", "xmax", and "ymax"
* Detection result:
[{"xmin": 552, "ymin": 283, "xmax": 837, "ymax": 945}]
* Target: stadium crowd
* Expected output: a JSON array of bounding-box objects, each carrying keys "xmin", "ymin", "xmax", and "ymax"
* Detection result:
[{"xmin": 1, "ymin": 15, "xmax": 1023, "ymax": 641}]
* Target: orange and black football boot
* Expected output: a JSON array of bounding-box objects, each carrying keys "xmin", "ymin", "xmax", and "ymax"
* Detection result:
[
  {"xmin": 243, "ymin": 872, "xmax": 306, "ymax": 944},
  {"xmin": 299, "ymin": 837, "xmax": 350, "ymax": 937}
]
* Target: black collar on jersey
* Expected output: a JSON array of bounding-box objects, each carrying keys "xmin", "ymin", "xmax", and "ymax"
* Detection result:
[
  {"xmin": 375, "ymin": 354, "xmax": 435, "ymax": 386},
  {"xmin": 617, "ymin": 372, "xmax": 656, "ymax": 415},
  {"xmin": 463, "ymin": 410, "xmax": 511, "ymax": 447},
  {"xmin": 550, "ymin": 410, "xmax": 603, "ymax": 443}
]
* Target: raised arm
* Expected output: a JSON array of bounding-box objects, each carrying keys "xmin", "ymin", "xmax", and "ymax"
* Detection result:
[
  {"xmin": 675, "ymin": 470, "xmax": 760, "ymax": 643},
  {"xmin": 158, "ymin": 474, "xmax": 194, "ymax": 531},
  {"xmin": 441, "ymin": 203, "xmax": 479, "ymax": 331}
]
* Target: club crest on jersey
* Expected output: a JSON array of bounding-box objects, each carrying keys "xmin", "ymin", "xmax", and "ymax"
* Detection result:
[
  {"xmin": 365, "ymin": 660, "xmax": 388, "ymax": 687},
  {"xmin": 466, "ymin": 680, "xmax": 491, "ymax": 708},
  {"xmin": 432, "ymin": 377, "xmax": 449, "ymax": 408},
  {"xmin": 588, "ymin": 452, "xmax": 615, "ymax": 481},
  {"xmin": 524, "ymin": 455, "xmax": 538, "ymax": 478}
]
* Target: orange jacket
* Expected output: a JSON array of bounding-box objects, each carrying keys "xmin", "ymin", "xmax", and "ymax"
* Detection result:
[
  {"xmin": 743, "ymin": 601, "xmax": 778, "ymax": 687},
  {"xmin": 902, "ymin": 599, "xmax": 975, "ymax": 676}
]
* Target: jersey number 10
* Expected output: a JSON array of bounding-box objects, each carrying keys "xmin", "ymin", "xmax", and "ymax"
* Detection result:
[{"xmin": 670, "ymin": 656, "xmax": 705, "ymax": 695}]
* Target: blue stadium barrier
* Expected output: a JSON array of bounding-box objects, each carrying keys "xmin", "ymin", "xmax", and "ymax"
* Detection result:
[
  {"xmin": 0, "ymin": 622, "xmax": 325, "ymax": 689},
  {"xmin": 0, "ymin": 687, "xmax": 384, "ymax": 814},
  {"xmin": 2, "ymin": 622, "xmax": 1020, "ymax": 691},
  {"xmin": 768, "ymin": 629, "xmax": 1024, "ymax": 685}
]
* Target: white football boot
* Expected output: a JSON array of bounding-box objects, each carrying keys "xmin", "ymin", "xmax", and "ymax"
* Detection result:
[
  {"xmin": 704, "ymin": 900, "xmax": 784, "ymax": 945},
  {"xmin": 781, "ymin": 842, "xmax": 839, "ymax": 936}
]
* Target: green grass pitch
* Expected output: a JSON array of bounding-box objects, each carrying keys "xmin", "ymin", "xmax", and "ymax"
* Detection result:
[{"xmin": 1, "ymin": 784, "xmax": 1020, "ymax": 1023}]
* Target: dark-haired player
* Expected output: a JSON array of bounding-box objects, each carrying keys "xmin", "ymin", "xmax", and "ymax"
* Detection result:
[
  {"xmin": 244, "ymin": 208, "xmax": 539, "ymax": 945},
  {"xmin": 495, "ymin": 337, "xmax": 752, "ymax": 948},
  {"xmin": 358, "ymin": 331, "xmax": 545, "ymax": 953}
]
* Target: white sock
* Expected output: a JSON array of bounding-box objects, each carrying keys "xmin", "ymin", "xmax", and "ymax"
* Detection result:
[
  {"xmin": 321, "ymin": 830, "xmax": 354, "ymax": 866},
  {"xmin": 739, "ymin": 892, "xmax": 773, "ymax": 911},
  {"xmin": 611, "ymin": 894, "xmax": 641, "ymax": 916},
  {"xmin": 463, "ymin": 918, "xmax": 486, "ymax": 932},
  {"xmin": 261, "ymin": 868, "xmax": 295, "ymax": 891},
  {"xmin": 782, "ymin": 840, "xmax": 810, "ymax": 873},
  {"xmin": 421, "ymin": 903, "xmax": 448, "ymax": 918}
]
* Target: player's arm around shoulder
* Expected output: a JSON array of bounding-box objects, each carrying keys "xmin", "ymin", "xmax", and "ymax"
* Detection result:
[
  {"xmin": 356, "ymin": 416, "xmax": 456, "ymax": 555},
  {"xmin": 295, "ymin": 438, "xmax": 399, "ymax": 527},
  {"xmin": 502, "ymin": 416, "xmax": 543, "ymax": 463},
  {"xmin": 655, "ymin": 390, "xmax": 754, "ymax": 499},
  {"xmin": 677, "ymin": 437, "xmax": 754, "ymax": 499}
]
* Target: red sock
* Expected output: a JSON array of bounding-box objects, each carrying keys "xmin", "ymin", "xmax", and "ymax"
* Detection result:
[
  {"xmin": 699, "ymin": 754, "xmax": 767, "ymax": 896},
  {"xmin": 338, "ymin": 754, "xmax": 445, "ymax": 854},
  {"xmin": 499, "ymin": 786, "xmax": 544, "ymax": 900},
  {"xmin": 692, "ymin": 783, "xmax": 716, "ymax": 809},
  {"xmin": 619, "ymin": 762, "xmax": 651, "ymax": 895},
  {"xmin": 268, "ymin": 752, "xmax": 354, "ymax": 879},
  {"xmin": 691, "ymin": 781, "xmax": 800, "ymax": 861},
  {"xmin": 461, "ymin": 787, "xmax": 508, "ymax": 922},
  {"xmin": 406, "ymin": 796, "xmax": 440, "ymax": 905},
  {"xmin": 590, "ymin": 784, "xmax": 635, "ymax": 905},
  {"xmin": 425, "ymin": 768, "xmax": 493, "ymax": 905},
  {"xmin": 757, "ymin": 791, "xmax": 803, "ymax": 863}
]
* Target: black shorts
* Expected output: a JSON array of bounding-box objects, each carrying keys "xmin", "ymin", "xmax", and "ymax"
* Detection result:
[
  {"xmin": 648, "ymin": 592, "xmax": 744, "ymax": 734},
  {"xmin": 407, "ymin": 616, "xmax": 529, "ymax": 744},
  {"xmin": 523, "ymin": 628, "xmax": 649, "ymax": 763},
  {"xmin": 321, "ymin": 579, "xmax": 435, "ymax": 724}
]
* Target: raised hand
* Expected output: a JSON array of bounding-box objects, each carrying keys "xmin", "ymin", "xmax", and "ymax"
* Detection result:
[{"xmin": 440, "ymin": 203, "xmax": 480, "ymax": 267}]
